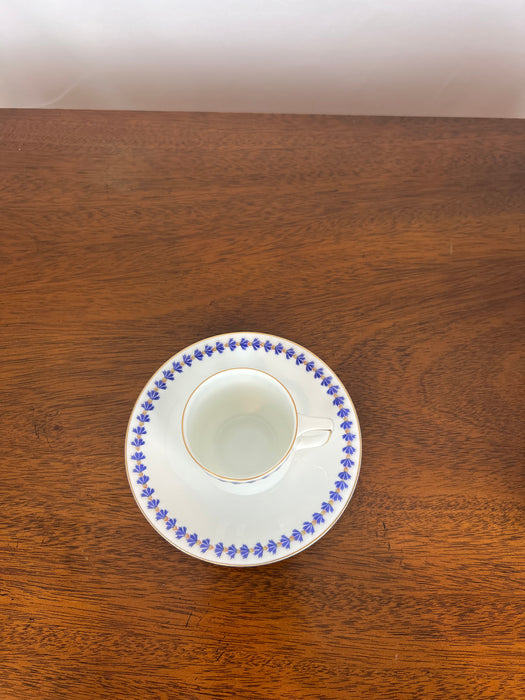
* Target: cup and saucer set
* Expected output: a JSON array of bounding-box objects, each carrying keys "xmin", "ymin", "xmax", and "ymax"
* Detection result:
[{"xmin": 125, "ymin": 332, "xmax": 361, "ymax": 567}]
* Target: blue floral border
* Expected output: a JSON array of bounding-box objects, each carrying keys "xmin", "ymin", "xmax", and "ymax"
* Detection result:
[{"xmin": 129, "ymin": 336, "xmax": 357, "ymax": 561}]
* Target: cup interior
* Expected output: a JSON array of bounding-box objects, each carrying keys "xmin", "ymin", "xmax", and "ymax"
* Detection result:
[{"xmin": 182, "ymin": 368, "xmax": 297, "ymax": 480}]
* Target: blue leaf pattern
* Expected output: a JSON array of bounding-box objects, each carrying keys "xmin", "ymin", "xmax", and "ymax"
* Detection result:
[
  {"xmin": 163, "ymin": 369, "xmax": 174, "ymax": 381},
  {"xmin": 240, "ymin": 338, "xmax": 249, "ymax": 350},
  {"xmin": 292, "ymin": 529, "xmax": 303, "ymax": 542},
  {"xmin": 341, "ymin": 458, "xmax": 354, "ymax": 468},
  {"xmin": 338, "ymin": 471, "xmax": 351, "ymax": 480},
  {"xmin": 176, "ymin": 526, "xmax": 187, "ymax": 540},
  {"xmin": 280, "ymin": 535, "xmax": 291, "ymax": 549},
  {"xmin": 183, "ymin": 354, "xmax": 192, "ymax": 366},
  {"xmin": 240, "ymin": 544, "xmax": 250, "ymax": 559},
  {"xmin": 227, "ymin": 544, "xmax": 237, "ymax": 559},
  {"xmin": 200, "ymin": 538, "xmax": 210, "ymax": 552},
  {"xmin": 340, "ymin": 420, "xmax": 353, "ymax": 429},
  {"xmin": 156, "ymin": 509, "xmax": 168, "ymax": 520},
  {"xmin": 333, "ymin": 396, "xmax": 345, "ymax": 406},
  {"xmin": 188, "ymin": 532, "xmax": 198, "ymax": 547},
  {"xmin": 295, "ymin": 353, "xmax": 305, "ymax": 365},
  {"xmin": 313, "ymin": 512, "xmax": 325, "ymax": 524},
  {"xmin": 216, "ymin": 341, "xmax": 224, "ymax": 353},
  {"xmin": 204, "ymin": 345, "xmax": 214, "ymax": 357},
  {"xmin": 303, "ymin": 521, "xmax": 315, "ymax": 535},
  {"xmin": 264, "ymin": 340, "xmax": 272, "ymax": 352},
  {"xmin": 274, "ymin": 342, "xmax": 283, "ymax": 355},
  {"xmin": 267, "ymin": 540, "xmax": 277, "ymax": 554},
  {"xmin": 322, "ymin": 501, "xmax": 334, "ymax": 513},
  {"xmin": 330, "ymin": 490, "xmax": 342, "ymax": 502},
  {"xmin": 335, "ymin": 480, "xmax": 349, "ymax": 490},
  {"xmin": 166, "ymin": 518, "xmax": 177, "ymax": 530},
  {"xmin": 141, "ymin": 401, "xmax": 154, "ymax": 411},
  {"xmin": 147, "ymin": 390, "xmax": 160, "ymax": 401},
  {"xmin": 215, "ymin": 542, "xmax": 224, "ymax": 557},
  {"xmin": 194, "ymin": 348, "xmax": 204, "ymax": 361},
  {"xmin": 338, "ymin": 407, "xmax": 350, "ymax": 418},
  {"xmin": 327, "ymin": 385, "xmax": 339, "ymax": 395},
  {"xmin": 141, "ymin": 487, "xmax": 154, "ymax": 498},
  {"xmin": 132, "ymin": 426, "xmax": 147, "ymax": 434},
  {"xmin": 228, "ymin": 338, "xmax": 237, "ymax": 351},
  {"xmin": 136, "ymin": 413, "xmax": 150, "ymax": 422},
  {"xmin": 133, "ymin": 464, "xmax": 146, "ymax": 473},
  {"xmin": 136, "ymin": 475, "xmax": 149, "ymax": 485},
  {"xmin": 147, "ymin": 498, "xmax": 159, "ymax": 509},
  {"xmin": 286, "ymin": 347, "xmax": 295, "ymax": 359},
  {"xmin": 132, "ymin": 451, "xmax": 145, "ymax": 461},
  {"xmin": 252, "ymin": 338, "xmax": 261, "ymax": 350},
  {"xmin": 321, "ymin": 376, "xmax": 333, "ymax": 387},
  {"xmin": 172, "ymin": 362, "xmax": 183, "ymax": 373},
  {"xmin": 305, "ymin": 361, "xmax": 315, "ymax": 372},
  {"xmin": 254, "ymin": 542, "xmax": 264, "ymax": 558},
  {"xmin": 314, "ymin": 367, "xmax": 324, "ymax": 378},
  {"xmin": 131, "ymin": 437, "xmax": 145, "ymax": 447}
]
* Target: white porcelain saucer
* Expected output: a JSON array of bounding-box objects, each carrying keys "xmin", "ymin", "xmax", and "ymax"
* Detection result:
[{"xmin": 125, "ymin": 332, "xmax": 362, "ymax": 566}]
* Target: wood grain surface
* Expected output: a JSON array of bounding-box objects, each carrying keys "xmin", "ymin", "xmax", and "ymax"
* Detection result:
[{"xmin": 1, "ymin": 110, "xmax": 524, "ymax": 700}]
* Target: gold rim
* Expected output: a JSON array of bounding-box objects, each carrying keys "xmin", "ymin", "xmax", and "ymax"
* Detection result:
[
  {"xmin": 181, "ymin": 367, "xmax": 299, "ymax": 483},
  {"xmin": 124, "ymin": 331, "xmax": 362, "ymax": 567}
]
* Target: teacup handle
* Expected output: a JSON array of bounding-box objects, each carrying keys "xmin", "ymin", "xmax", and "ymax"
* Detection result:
[{"xmin": 295, "ymin": 414, "xmax": 333, "ymax": 450}]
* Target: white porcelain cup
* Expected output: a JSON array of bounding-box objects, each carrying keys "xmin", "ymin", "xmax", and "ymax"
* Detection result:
[{"xmin": 182, "ymin": 368, "xmax": 333, "ymax": 492}]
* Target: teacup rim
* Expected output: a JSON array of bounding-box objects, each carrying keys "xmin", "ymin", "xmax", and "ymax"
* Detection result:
[{"xmin": 181, "ymin": 366, "xmax": 299, "ymax": 483}]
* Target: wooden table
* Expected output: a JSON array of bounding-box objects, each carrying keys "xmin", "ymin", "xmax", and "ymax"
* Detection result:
[{"xmin": 1, "ymin": 110, "xmax": 524, "ymax": 699}]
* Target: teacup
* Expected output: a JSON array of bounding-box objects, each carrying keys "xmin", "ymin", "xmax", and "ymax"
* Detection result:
[{"xmin": 182, "ymin": 368, "xmax": 333, "ymax": 492}]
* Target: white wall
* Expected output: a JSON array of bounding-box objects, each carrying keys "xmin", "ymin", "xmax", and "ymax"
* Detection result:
[{"xmin": 1, "ymin": 0, "xmax": 524, "ymax": 117}]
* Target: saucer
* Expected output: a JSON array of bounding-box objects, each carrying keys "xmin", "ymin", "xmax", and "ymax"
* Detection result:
[{"xmin": 125, "ymin": 332, "xmax": 362, "ymax": 566}]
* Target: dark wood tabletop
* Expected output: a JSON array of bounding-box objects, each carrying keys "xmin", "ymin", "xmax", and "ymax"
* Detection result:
[{"xmin": 1, "ymin": 109, "xmax": 524, "ymax": 700}]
